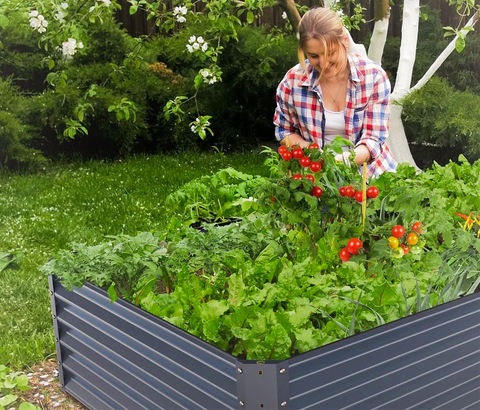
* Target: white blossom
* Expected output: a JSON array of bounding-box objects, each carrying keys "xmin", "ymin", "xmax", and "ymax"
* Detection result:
[
  {"xmin": 29, "ymin": 12, "xmax": 48, "ymax": 33},
  {"xmin": 55, "ymin": 10, "xmax": 66, "ymax": 23},
  {"xmin": 186, "ymin": 44, "xmax": 193, "ymax": 53},
  {"xmin": 190, "ymin": 125, "xmax": 196, "ymax": 132},
  {"xmin": 177, "ymin": 16, "xmax": 186, "ymax": 24},
  {"xmin": 173, "ymin": 6, "xmax": 187, "ymax": 16},
  {"xmin": 60, "ymin": 2, "xmax": 69, "ymax": 9},
  {"xmin": 201, "ymin": 70, "xmax": 209, "ymax": 78},
  {"xmin": 193, "ymin": 42, "xmax": 200, "ymax": 50},
  {"xmin": 201, "ymin": 43, "xmax": 208, "ymax": 52},
  {"xmin": 61, "ymin": 38, "xmax": 82, "ymax": 58},
  {"xmin": 97, "ymin": 0, "xmax": 111, "ymax": 6},
  {"xmin": 197, "ymin": 37, "xmax": 204, "ymax": 44},
  {"xmin": 189, "ymin": 35, "xmax": 196, "ymax": 44},
  {"xmin": 281, "ymin": 12, "xmax": 287, "ymax": 20},
  {"xmin": 89, "ymin": 6, "xmax": 95, "ymax": 12}
]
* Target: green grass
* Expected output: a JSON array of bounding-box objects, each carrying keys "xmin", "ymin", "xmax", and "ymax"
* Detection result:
[{"xmin": 0, "ymin": 151, "xmax": 270, "ymax": 368}]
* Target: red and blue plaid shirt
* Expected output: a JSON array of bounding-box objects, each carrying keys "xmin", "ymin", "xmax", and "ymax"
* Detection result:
[{"xmin": 274, "ymin": 54, "xmax": 397, "ymax": 179}]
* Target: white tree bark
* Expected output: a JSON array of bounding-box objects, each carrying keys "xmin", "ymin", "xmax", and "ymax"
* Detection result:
[
  {"xmin": 388, "ymin": 104, "xmax": 419, "ymax": 167},
  {"xmin": 412, "ymin": 10, "xmax": 479, "ymax": 92},
  {"xmin": 391, "ymin": 0, "xmax": 420, "ymax": 100},
  {"xmin": 368, "ymin": 18, "xmax": 389, "ymax": 64}
]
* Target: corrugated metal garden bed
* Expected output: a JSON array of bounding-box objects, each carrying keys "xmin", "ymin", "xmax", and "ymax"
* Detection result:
[{"xmin": 49, "ymin": 276, "xmax": 480, "ymax": 410}]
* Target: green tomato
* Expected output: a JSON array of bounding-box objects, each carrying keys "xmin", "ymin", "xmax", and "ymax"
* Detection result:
[
  {"xmin": 410, "ymin": 245, "xmax": 422, "ymax": 255},
  {"xmin": 392, "ymin": 247, "xmax": 405, "ymax": 259}
]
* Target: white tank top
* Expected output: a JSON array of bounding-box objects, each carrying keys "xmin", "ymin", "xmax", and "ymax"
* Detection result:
[{"xmin": 315, "ymin": 108, "xmax": 349, "ymax": 151}]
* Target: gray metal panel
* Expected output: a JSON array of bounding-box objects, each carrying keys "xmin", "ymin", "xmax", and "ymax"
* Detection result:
[
  {"xmin": 50, "ymin": 278, "xmax": 238, "ymax": 410},
  {"xmin": 287, "ymin": 293, "xmax": 480, "ymax": 410}
]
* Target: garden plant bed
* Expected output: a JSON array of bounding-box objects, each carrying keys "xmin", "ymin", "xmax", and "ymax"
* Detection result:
[{"xmin": 49, "ymin": 276, "xmax": 480, "ymax": 410}]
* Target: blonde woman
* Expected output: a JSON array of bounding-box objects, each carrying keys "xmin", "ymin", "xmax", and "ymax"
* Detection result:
[{"xmin": 274, "ymin": 7, "xmax": 397, "ymax": 178}]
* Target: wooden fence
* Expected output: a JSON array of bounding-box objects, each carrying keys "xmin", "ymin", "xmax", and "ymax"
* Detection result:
[{"xmin": 115, "ymin": 0, "xmax": 467, "ymax": 42}]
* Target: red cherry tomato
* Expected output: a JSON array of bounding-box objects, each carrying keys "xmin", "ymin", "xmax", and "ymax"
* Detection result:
[
  {"xmin": 406, "ymin": 232, "xmax": 419, "ymax": 245},
  {"xmin": 339, "ymin": 187, "xmax": 346, "ymax": 197},
  {"xmin": 282, "ymin": 151, "xmax": 293, "ymax": 161},
  {"xmin": 292, "ymin": 148, "xmax": 304, "ymax": 159},
  {"xmin": 345, "ymin": 186, "xmax": 356, "ymax": 198},
  {"xmin": 339, "ymin": 248, "xmax": 351, "ymax": 262},
  {"xmin": 355, "ymin": 191, "xmax": 363, "ymax": 203},
  {"xmin": 278, "ymin": 146, "xmax": 288, "ymax": 155},
  {"xmin": 309, "ymin": 161, "xmax": 322, "ymax": 173},
  {"xmin": 347, "ymin": 238, "xmax": 363, "ymax": 255},
  {"xmin": 392, "ymin": 225, "xmax": 405, "ymax": 238},
  {"xmin": 366, "ymin": 186, "xmax": 379, "ymax": 198},
  {"xmin": 311, "ymin": 186, "xmax": 323, "ymax": 197},
  {"xmin": 412, "ymin": 222, "xmax": 422, "ymax": 233},
  {"xmin": 292, "ymin": 174, "xmax": 302, "ymax": 180},
  {"xmin": 305, "ymin": 174, "xmax": 315, "ymax": 183},
  {"xmin": 308, "ymin": 143, "xmax": 320, "ymax": 150},
  {"xmin": 300, "ymin": 156, "xmax": 311, "ymax": 167},
  {"xmin": 400, "ymin": 244, "xmax": 410, "ymax": 255}
]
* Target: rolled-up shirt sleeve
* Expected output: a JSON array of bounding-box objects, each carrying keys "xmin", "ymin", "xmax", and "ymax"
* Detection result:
[
  {"xmin": 355, "ymin": 71, "xmax": 390, "ymax": 160},
  {"xmin": 273, "ymin": 78, "xmax": 299, "ymax": 142}
]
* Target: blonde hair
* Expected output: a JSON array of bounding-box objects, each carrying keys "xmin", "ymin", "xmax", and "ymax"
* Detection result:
[{"xmin": 297, "ymin": 8, "xmax": 348, "ymax": 76}]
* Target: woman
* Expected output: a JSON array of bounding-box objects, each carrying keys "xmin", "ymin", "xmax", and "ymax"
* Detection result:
[{"xmin": 274, "ymin": 7, "xmax": 397, "ymax": 178}]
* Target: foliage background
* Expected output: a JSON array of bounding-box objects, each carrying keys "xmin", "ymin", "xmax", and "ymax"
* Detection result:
[{"xmin": 0, "ymin": 2, "xmax": 479, "ymax": 169}]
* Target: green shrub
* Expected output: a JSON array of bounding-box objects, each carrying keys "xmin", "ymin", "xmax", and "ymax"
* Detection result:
[
  {"xmin": 401, "ymin": 76, "xmax": 480, "ymax": 162},
  {"xmin": 143, "ymin": 19, "xmax": 299, "ymax": 150},
  {"xmin": 0, "ymin": 78, "xmax": 45, "ymax": 170},
  {"xmin": 382, "ymin": 6, "xmax": 480, "ymax": 94}
]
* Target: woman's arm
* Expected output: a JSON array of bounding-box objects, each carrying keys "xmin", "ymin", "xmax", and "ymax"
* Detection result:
[
  {"xmin": 355, "ymin": 68, "xmax": 391, "ymax": 161},
  {"xmin": 274, "ymin": 76, "xmax": 311, "ymax": 149}
]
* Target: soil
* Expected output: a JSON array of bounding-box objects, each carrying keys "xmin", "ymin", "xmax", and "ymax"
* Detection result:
[{"xmin": 16, "ymin": 360, "xmax": 86, "ymax": 410}]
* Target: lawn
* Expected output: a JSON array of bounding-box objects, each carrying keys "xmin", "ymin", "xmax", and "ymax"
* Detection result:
[{"xmin": 0, "ymin": 151, "xmax": 270, "ymax": 368}]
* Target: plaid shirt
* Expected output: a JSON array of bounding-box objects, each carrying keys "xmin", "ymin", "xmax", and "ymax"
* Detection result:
[{"xmin": 274, "ymin": 54, "xmax": 397, "ymax": 178}]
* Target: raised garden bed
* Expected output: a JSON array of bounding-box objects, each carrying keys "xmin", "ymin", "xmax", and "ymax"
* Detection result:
[{"xmin": 49, "ymin": 275, "xmax": 480, "ymax": 410}]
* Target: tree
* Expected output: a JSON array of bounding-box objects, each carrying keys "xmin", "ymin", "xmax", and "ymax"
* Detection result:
[{"xmin": 13, "ymin": 0, "xmax": 479, "ymax": 164}]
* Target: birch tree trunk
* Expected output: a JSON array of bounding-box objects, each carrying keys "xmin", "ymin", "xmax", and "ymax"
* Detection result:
[
  {"xmin": 368, "ymin": 0, "xmax": 390, "ymax": 64},
  {"xmin": 387, "ymin": 0, "xmax": 420, "ymax": 167}
]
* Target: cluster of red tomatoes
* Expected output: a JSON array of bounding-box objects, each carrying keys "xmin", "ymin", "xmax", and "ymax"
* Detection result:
[
  {"xmin": 291, "ymin": 174, "xmax": 323, "ymax": 197},
  {"xmin": 339, "ymin": 185, "xmax": 379, "ymax": 202},
  {"xmin": 278, "ymin": 144, "xmax": 324, "ymax": 173},
  {"xmin": 339, "ymin": 238, "xmax": 363, "ymax": 262},
  {"xmin": 388, "ymin": 222, "xmax": 423, "ymax": 258}
]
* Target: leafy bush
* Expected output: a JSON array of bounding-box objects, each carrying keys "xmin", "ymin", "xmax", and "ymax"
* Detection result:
[
  {"xmin": 382, "ymin": 6, "xmax": 480, "ymax": 94},
  {"xmin": 144, "ymin": 19, "xmax": 298, "ymax": 150},
  {"xmin": 401, "ymin": 76, "xmax": 480, "ymax": 163},
  {"xmin": 0, "ymin": 78, "xmax": 45, "ymax": 169}
]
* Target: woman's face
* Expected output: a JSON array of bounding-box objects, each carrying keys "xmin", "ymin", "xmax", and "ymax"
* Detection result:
[{"xmin": 304, "ymin": 38, "xmax": 347, "ymax": 79}]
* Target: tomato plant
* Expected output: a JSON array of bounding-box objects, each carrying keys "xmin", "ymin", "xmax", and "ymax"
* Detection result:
[
  {"xmin": 354, "ymin": 191, "xmax": 363, "ymax": 203},
  {"xmin": 345, "ymin": 186, "xmax": 356, "ymax": 198},
  {"xmin": 400, "ymin": 244, "xmax": 410, "ymax": 255},
  {"xmin": 309, "ymin": 161, "xmax": 322, "ymax": 173},
  {"xmin": 366, "ymin": 186, "xmax": 379, "ymax": 198},
  {"xmin": 311, "ymin": 186, "xmax": 323, "ymax": 197},
  {"xmin": 300, "ymin": 157, "xmax": 311, "ymax": 167},
  {"xmin": 406, "ymin": 232, "xmax": 419, "ymax": 245},
  {"xmin": 282, "ymin": 151, "xmax": 293, "ymax": 161},
  {"xmin": 292, "ymin": 148, "xmax": 304, "ymax": 159},
  {"xmin": 278, "ymin": 146, "xmax": 288, "ymax": 155},
  {"xmin": 412, "ymin": 222, "xmax": 423, "ymax": 233},
  {"xmin": 305, "ymin": 174, "xmax": 315, "ymax": 183},
  {"xmin": 339, "ymin": 248, "xmax": 351, "ymax": 262},
  {"xmin": 392, "ymin": 225, "xmax": 405, "ymax": 238},
  {"xmin": 388, "ymin": 236, "xmax": 399, "ymax": 249},
  {"xmin": 392, "ymin": 247, "xmax": 404, "ymax": 259},
  {"xmin": 347, "ymin": 238, "xmax": 363, "ymax": 255}
]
